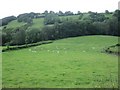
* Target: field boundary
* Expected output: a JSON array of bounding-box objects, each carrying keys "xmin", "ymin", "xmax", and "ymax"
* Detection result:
[
  {"xmin": 2, "ymin": 41, "xmax": 53, "ymax": 52},
  {"xmin": 104, "ymin": 44, "xmax": 120, "ymax": 56}
]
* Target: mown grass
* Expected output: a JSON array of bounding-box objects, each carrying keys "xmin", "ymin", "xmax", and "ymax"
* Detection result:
[{"xmin": 2, "ymin": 35, "xmax": 118, "ymax": 88}]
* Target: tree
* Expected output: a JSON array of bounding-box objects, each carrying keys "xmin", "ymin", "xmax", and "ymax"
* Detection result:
[
  {"xmin": 77, "ymin": 11, "xmax": 81, "ymax": 15},
  {"xmin": 89, "ymin": 13, "xmax": 106, "ymax": 22},
  {"xmin": 58, "ymin": 11, "xmax": 64, "ymax": 16},
  {"xmin": 44, "ymin": 13, "xmax": 60, "ymax": 25},
  {"xmin": 78, "ymin": 14, "xmax": 83, "ymax": 20},
  {"xmin": 44, "ymin": 10, "xmax": 48, "ymax": 16},
  {"xmin": 11, "ymin": 29, "xmax": 26, "ymax": 45},
  {"xmin": 105, "ymin": 10, "xmax": 109, "ymax": 14},
  {"xmin": 107, "ymin": 17, "xmax": 118, "ymax": 36},
  {"xmin": 17, "ymin": 13, "xmax": 33, "ymax": 24},
  {"xmin": 113, "ymin": 10, "xmax": 120, "ymax": 21},
  {"xmin": 65, "ymin": 11, "xmax": 73, "ymax": 16},
  {"xmin": 2, "ymin": 16, "xmax": 16, "ymax": 26},
  {"xmin": 92, "ymin": 22, "xmax": 109, "ymax": 35},
  {"xmin": 2, "ymin": 28, "xmax": 13, "ymax": 45},
  {"xmin": 25, "ymin": 28, "xmax": 41, "ymax": 44},
  {"xmin": 49, "ymin": 11, "xmax": 55, "ymax": 14}
]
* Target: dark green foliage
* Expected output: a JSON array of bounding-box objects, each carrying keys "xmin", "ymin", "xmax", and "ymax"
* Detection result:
[
  {"xmin": 105, "ymin": 44, "xmax": 120, "ymax": 55},
  {"xmin": 2, "ymin": 24, "xmax": 30, "ymax": 45},
  {"xmin": 107, "ymin": 17, "xmax": 118, "ymax": 36},
  {"xmin": 44, "ymin": 10, "xmax": 48, "ymax": 16},
  {"xmin": 113, "ymin": 10, "xmax": 120, "ymax": 36},
  {"xmin": 77, "ymin": 11, "xmax": 81, "ymax": 15},
  {"xmin": 89, "ymin": 13, "xmax": 107, "ymax": 22},
  {"xmin": 78, "ymin": 14, "xmax": 83, "ymax": 20},
  {"xmin": 25, "ymin": 28, "xmax": 41, "ymax": 44},
  {"xmin": 1, "ymin": 16, "xmax": 16, "ymax": 25},
  {"xmin": 1, "ymin": 10, "xmax": 119, "ymax": 46},
  {"xmin": 2, "ymin": 28, "xmax": 13, "ymax": 45},
  {"xmin": 64, "ymin": 11, "xmax": 74, "ymax": 16},
  {"xmin": 105, "ymin": 10, "xmax": 110, "ymax": 14},
  {"xmin": 44, "ymin": 12, "xmax": 60, "ymax": 25},
  {"xmin": 11, "ymin": 29, "xmax": 26, "ymax": 45},
  {"xmin": 17, "ymin": 12, "xmax": 41, "ymax": 24},
  {"xmin": 58, "ymin": 11, "xmax": 64, "ymax": 16},
  {"xmin": 17, "ymin": 13, "xmax": 33, "ymax": 24},
  {"xmin": 92, "ymin": 22, "xmax": 109, "ymax": 35},
  {"xmin": 2, "ymin": 41, "xmax": 53, "ymax": 52}
]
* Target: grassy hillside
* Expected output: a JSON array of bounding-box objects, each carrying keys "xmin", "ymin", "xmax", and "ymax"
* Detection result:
[
  {"xmin": 6, "ymin": 20, "xmax": 26, "ymax": 29},
  {"xmin": 3, "ymin": 13, "xmax": 113, "ymax": 30},
  {"xmin": 4, "ymin": 18, "xmax": 44, "ymax": 30},
  {"xmin": 60, "ymin": 15, "xmax": 80, "ymax": 21},
  {"xmin": 2, "ymin": 35, "xmax": 118, "ymax": 88},
  {"xmin": 4, "ymin": 15, "xmax": 80, "ymax": 29},
  {"xmin": 104, "ymin": 13, "xmax": 113, "ymax": 18},
  {"xmin": 29, "ymin": 18, "xmax": 44, "ymax": 29}
]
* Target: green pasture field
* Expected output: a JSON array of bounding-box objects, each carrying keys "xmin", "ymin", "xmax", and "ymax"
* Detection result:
[
  {"xmin": 6, "ymin": 20, "xmax": 26, "ymax": 29},
  {"xmin": 2, "ymin": 35, "xmax": 118, "ymax": 88},
  {"xmin": 29, "ymin": 18, "xmax": 44, "ymax": 29},
  {"xmin": 60, "ymin": 15, "xmax": 80, "ymax": 21}
]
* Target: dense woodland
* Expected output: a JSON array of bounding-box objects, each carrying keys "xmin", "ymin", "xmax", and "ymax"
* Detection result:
[{"xmin": 0, "ymin": 10, "xmax": 120, "ymax": 46}]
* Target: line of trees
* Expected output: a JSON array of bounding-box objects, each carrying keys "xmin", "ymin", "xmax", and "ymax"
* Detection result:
[
  {"xmin": 42, "ymin": 15, "xmax": 119, "ymax": 40},
  {"xmin": 1, "ymin": 10, "xmax": 119, "ymax": 46},
  {"xmin": 0, "ymin": 10, "xmax": 113, "ymax": 26},
  {"xmin": 1, "ymin": 16, "xmax": 16, "ymax": 26}
]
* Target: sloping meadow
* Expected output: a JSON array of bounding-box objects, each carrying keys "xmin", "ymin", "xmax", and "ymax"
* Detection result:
[{"xmin": 2, "ymin": 35, "xmax": 118, "ymax": 88}]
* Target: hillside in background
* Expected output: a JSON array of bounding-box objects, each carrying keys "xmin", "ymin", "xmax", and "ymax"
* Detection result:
[
  {"xmin": 0, "ymin": 10, "xmax": 119, "ymax": 46},
  {"xmin": 1, "ymin": 12, "xmax": 113, "ymax": 30}
]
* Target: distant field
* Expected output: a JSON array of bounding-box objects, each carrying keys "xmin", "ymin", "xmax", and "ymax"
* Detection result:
[
  {"xmin": 6, "ymin": 20, "xmax": 26, "ymax": 29},
  {"xmin": 60, "ymin": 15, "xmax": 80, "ymax": 21},
  {"xmin": 104, "ymin": 13, "xmax": 113, "ymax": 18},
  {"xmin": 3, "ymin": 13, "xmax": 113, "ymax": 30},
  {"xmin": 29, "ymin": 18, "xmax": 44, "ymax": 29},
  {"xmin": 4, "ymin": 18, "xmax": 44, "ymax": 30},
  {"xmin": 2, "ymin": 35, "xmax": 118, "ymax": 88}
]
